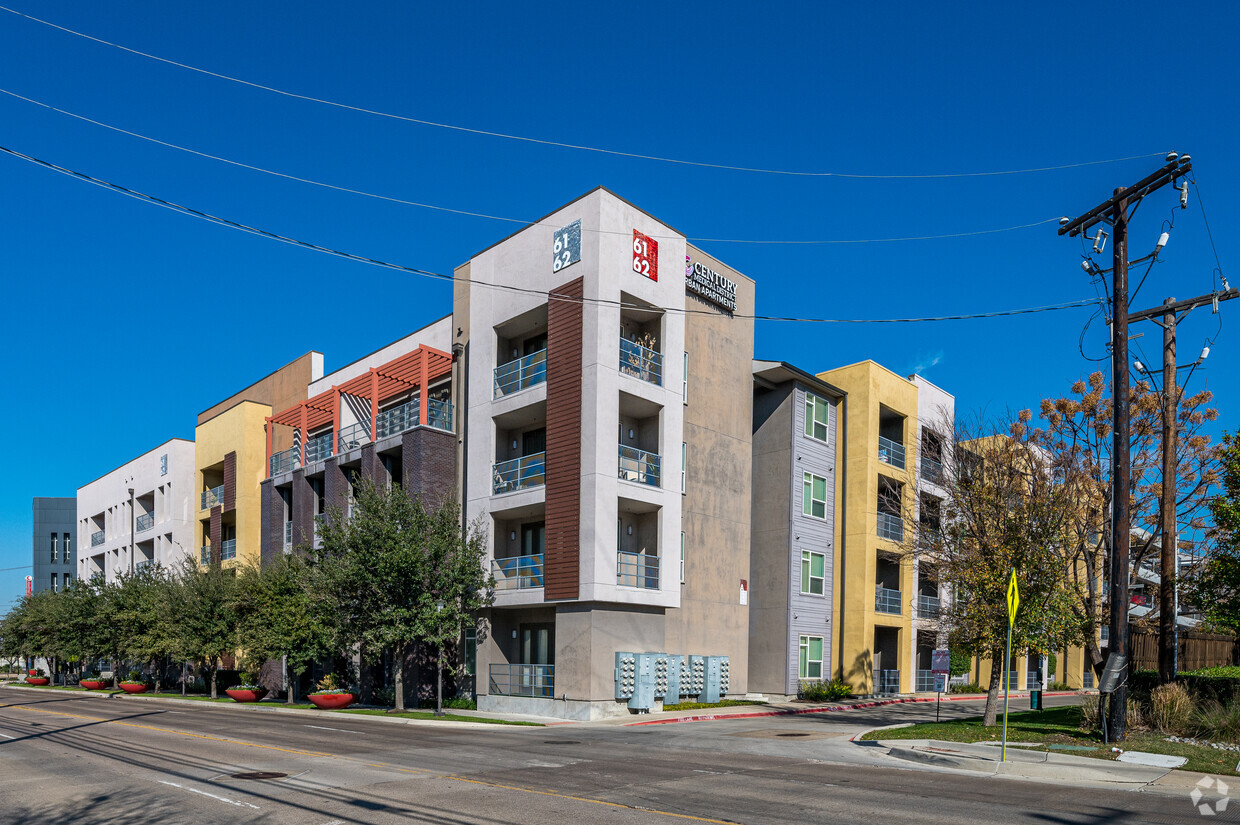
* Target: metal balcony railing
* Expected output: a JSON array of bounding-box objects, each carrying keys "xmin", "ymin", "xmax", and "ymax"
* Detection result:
[
  {"xmin": 618, "ymin": 444, "xmax": 661, "ymax": 487},
  {"xmin": 135, "ymin": 512, "xmax": 155, "ymax": 532},
  {"xmin": 617, "ymin": 551, "xmax": 660, "ymax": 589},
  {"xmin": 136, "ymin": 560, "xmax": 153, "ymax": 573},
  {"xmin": 494, "ymin": 349, "xmax": 547, "ymax": 398},
  {"xmin": 921, "ymin": 454, "xmax": 943, "ymax": 482},
  {"xmin": 917, "ymin": 593, "xmax": 941, "ymax": 619},
  {"xmin": 878, "ymin": 436, "xmax": 906, "ymax": 470},
  {"xmin": 376, "ymin": 400, "xmax": 416, "ymax": 440},
  {"xmin": 875, "ymin": 585, "xmax": 903, "ymax": 615},
  {"xmin": 284, "ymin": 521, "xmax": 292, "ymax": 550},
  {"xmin": 304, "ymin": 432, "xmax": 333, "ymax": 464},
  {"xmin": 200, "ymin": 545, "xmax": 211, "ymax": 564},
  {"xmin": 877, "ymin": 512, "xmax": 904, "ymax": 542},
  {"xmin": 200, "ymin": 485, "xmax": 225, "ymax": 511},
  {"xmin": 427, "ymin": 398, "xmax": 453, "ymax": 432},
  {"xmin": 488, "ymin": 663, "xmax": 554, "ymax": 698},
  {"xmin": 492, "ymin": 452, "xmax": 546, "ymax": 495},
  {"xmin": 876, "ymin": 669, "xmax": 901, "ymax": 695},
  {"xmin": 1004, "ymin": 670, "xmax": 1020, "ymax": 690},
  {"xmin": 619, "ymin": 338, "xmax": 662, "ymax": 386},
  {"xmin": 492, "ymin": 554, "xmax": 545, "ymax": 590},
  {"xmin": 269, "ymin": 446, "xmax": 300, "ymax": 477},
  {"xmin": 915, "ymin": 669, "xmax": 937, "ymax": 692},
  {"xmin": 336, "ymin": 422, "xmax": 370, "ymax": 453},
  {"xmin": 221, "ymin": 539, "xmax": 237, "ymax": 561},
  {"xmin": 91, "ymin": 530, "xmax": 105, "ymax": 547}
]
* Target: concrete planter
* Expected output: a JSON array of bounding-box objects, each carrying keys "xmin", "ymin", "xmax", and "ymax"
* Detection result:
[
  {"xmin": 308, "ymin": 693, "xmax": 355, "ymax": 710},
  {"xmin": 225, "ymin": 688, "xmax": 267, "ymax": 703},
  {"xmin": 25, "ymin": 677, "xmax": 49, "ymax": 686},
  {"xmin": 80, "ymin": 679, "xmax": 110, "ymax": 690},
  {"xmin": 119, "ymin": 683, "xmax": 149, "ymax": 694}
]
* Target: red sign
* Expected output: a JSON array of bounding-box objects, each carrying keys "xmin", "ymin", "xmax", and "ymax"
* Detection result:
[
  {"xmin": 633, "ymin": 230, "xmax": 658, "ymax": 281},
  {"xmin": 25, "ymin": 576, "xmax": 32, "ymax": 597}
]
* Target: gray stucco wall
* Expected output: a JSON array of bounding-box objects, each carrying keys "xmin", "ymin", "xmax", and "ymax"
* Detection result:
[{"xmin": 33, "ymin": 497, "xmax": 76, "ymax": 594}]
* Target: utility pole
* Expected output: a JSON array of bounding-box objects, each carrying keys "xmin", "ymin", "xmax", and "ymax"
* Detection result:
[{"xmin": 1058, "ymin": 152, "xmax": 1193, "ymax": 741}]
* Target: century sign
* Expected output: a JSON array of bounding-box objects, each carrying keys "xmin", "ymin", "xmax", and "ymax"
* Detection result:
[{"xmin": 685, "ymin": 257, "xmax": 737, "ymax": 312}]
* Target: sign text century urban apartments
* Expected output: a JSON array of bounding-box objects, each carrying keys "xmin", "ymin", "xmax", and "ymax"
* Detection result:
[{"xmin": 685, "ymin": 259, "xmax": 737, "ymax": 312}]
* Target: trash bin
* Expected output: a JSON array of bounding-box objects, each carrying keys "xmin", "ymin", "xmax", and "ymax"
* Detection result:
[{"xmin": 1030, "ymin": 689, "xmax": 1043, "ymax": 710}]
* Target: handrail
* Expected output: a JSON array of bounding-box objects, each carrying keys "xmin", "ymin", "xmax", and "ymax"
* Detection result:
[
  {"xmin": 619, "ymin": 337, "xmax": 662, "ymax": 386},
  {"xmin": 618, "ymin": 444, "xmax": 661, "ymax": 487},
  {"xmin": 221, "ymin": 539, "xmax": 237, "ymax": 561},
  {"xmin": 135, "ymin": 512, "xmax": 155, "ymax": 532},
  {"xmin": 304, "ymin": 432, "xmax": 333, "ymax": 464},
  {"xmin": 494, "ymin": 349, "xmax": 548, "ymax": 398},
  {"xmin": 875, "ymin": 585, "xmax": 903, "ymax": 615},
  {"xmin": 492, "ymin": 554, "xmax": 545, "ymax": 590},
  {"xmin": 488, "ymin": 663, "xmax": 554, "ymax": 698},
  {"xmin": 877, "ymin": 512, "xmax": 904, "ymax": 542},
  {"xmin": 617, "ymin": 551, "xmax": 659, "ymax": 589},
  {"xmin": 878, "ymin": 435, "xmax": 906, "ymax": 470},
  {"xmin": 493, "ymin": 452, "xmax": 546, "ymax": 494},
  {"xmin": 269, "ymin": 446, "xmax": 300, "ymax": 477},
  {"xmin": 336, "ymin": 422, "xmax": 370, "ymax": 453},
  {"xmin": 200, "ymin": 485, "xmax": 224, "ymax": 511}
]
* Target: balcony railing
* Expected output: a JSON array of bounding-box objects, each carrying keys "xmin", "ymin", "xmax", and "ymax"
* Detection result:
[
  {"xmin": 878, "ymin": 436, "xmax": 906, "ymax": 470},
  {"xmin": 304, "ymin": 432, "xmax": 333, "ymax": 464},
  {"xmin": 1004, "ymin": 670, "xmax": 1020, "ymax": 690},
  {"xmin": 876, "ymin": 585, "xmax": 903, "ymax": 615},
  {"xmin": 135, "ymin": 512, "xmax": 155, "ymax": 532},
  {"xmin": 136, "ymin": 560, "xmax": 153, "ymax": 573},
  {"xmin": 336, "ymin": 422, "xmax": 370, "ymax": 453},
  {"xmin": 376, "ymin": 400, "xmax": 415, "ymax": 440},
  {"xmin": 493, "ymin": 452, "xmax": 546, "ymax": 495},
  {"xmin": 492, "ymin": 554, "xmax": 545, "ymax": 590},
  {"xmin": 427, "ymin": 398, "xmax": 453, "ymax": 432},
  {"xmin": 221, "ymin": 539, "xmax": 237, "ymax": 561},
  {"xmin": 91, "ymin": 530, "xmax": 105, "ymax": 547},
  {"xmin": 921, "ymin": 454, "xmax": 943, "ymax": 482},
  {"xmin": 200, "ymin": 545, "xmax": 211, "ymax": 564},
  {"xmin": 200, "ymin": 485, "xmax": 225, "ymax": 511},
  {"xmin": 619, "ymin": 338, "xmax": 662, "ymax": 386},
  {"xmin": 284, "ymin": 521, "xmax": 292, "ymax": 550},
  {"xmin": 488, "ymin": 663, "xmax": 554, "ymax": 698},
  {"xmin": 494, "ymin": 349, "xmax": 547, "ymax": 398},
  {"xmin": 618, "ymin": 444, "xmax": 661, "ymax": 487},
  {"xmin": 876, "ymin": 669, "xmax": 901, "ymax": 695},
  {"xmin": 269, "ymin": 446, "xmax": 300, "ymax": 477},
  {"xmin": 877, "ymin": 512, "xmax": 904, "ymax": 542},
  {"xmin": 915, "ymin": 669, "xmax": 937, "ymax": 692},
  {"xmin": 917, "ymin": 593, "xmax": 941, "ymax": 619},
  {"xmin": 617, "ymin": 551, "xmax": 660, "ymax": 589}
]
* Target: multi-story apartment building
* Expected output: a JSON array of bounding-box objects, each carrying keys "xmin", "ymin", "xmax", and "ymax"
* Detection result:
[
  {"xmin": 195, "ymin": 353, "xmax": 322, "ymax": 569},
  {"xmin": 455, "ymin": 187, "xmax": 755, "ymax": 719},
  {"xmin": 32, "ymin": 497, "xmax": 75, "ymax": 594},
  {"xmin": 748, "ymin": 363, "xmax": 845, "ymax": 698},
  {"xmin": 77, "ymin": 439, "xmax": 196, "ymax": 581}
]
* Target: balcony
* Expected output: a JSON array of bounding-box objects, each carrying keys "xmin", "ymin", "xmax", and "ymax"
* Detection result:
[
  {"xmin": 875, "ymin": 585, "xmax": 903, "ymax": 615},
  {"xmin": 427, "ymin": 398, "xmax": 453, "ymax": 432},
  {"xmin": 135, "ymin": 513, "xmax": 155, "ymax": 533},
  {"xmin": 284, "ymin": 521, "xmax": 292, "ymax": 550},
  {"xmin": 617, "ymin": 551, "xmax": 659, "ymax": 589},
  {"xmin": 915, "ymin": 669, "xmax": 937, "ymax": 692},
  {"xmin": 200, "ymin": 485, "xmax": 225, "ymax": 511},
  {"xmin": 376, "ymin": 400, "xmax": 415, "ymax": 440},
  {"xmin": 619, "ymin": 337, "xmax": 662, "ymax": 386},
  {"xmin": 618, "ymin": 444, "xmax": 661, "ymax": 487},
  {"xmin": 877, "ymin": 512, "xmax": 904, "ymax": 542},
  {"xmin": 494, "ymin": 349, "xmax": 547, "ymax": 398},
  {"xmin": 876, "ymin": 669, "xmax": 901, "ymax": 695},
  {"xmin": 878, "ymin": 436, "xmax": 906, "ymax": 470},
  {"xmin": 921, "ymin": 454, "xmax": 943, "ymax": 482},
  {"xmin": 200, "ymin": 545, "xmax": 211, "ymax": 564},
  {"xmin": 917, "ymin": 593, "xmax": 941, "ymax": 619},
  {"xmin": 1003, "ymin": 670, "xmax": 1020, "ymax": 690},
  {"xmin": 492, "ymin": 555, "xmax": 545, "ymax": 590},
  {"xmin": 492, "ymin": 452, "xmax": 546, "ymax": 495},
  {"xmin": 136, "ymin": 559, "xmax": 153, "ymax": 573},
  {"xmin": 304, "ymin": 432, "xmax": 333, "ymax": 464},
  {"xmin": 488, "ymin": 663, "xmax": 554, "ymax": 698},
  {"xmin": 270, "ymin": 446, "xmax": 299, "ymax": 477},
  {"xmin": 91, "ymin": 530, "xmax": 105, "ymax": 547},
  {"xmin": 336, "ymin": 422, "xmax": 370, "ymax": 453},
  {"xmin": 221, "ymin": 539, "xmax": 237, "ymax": 561}
]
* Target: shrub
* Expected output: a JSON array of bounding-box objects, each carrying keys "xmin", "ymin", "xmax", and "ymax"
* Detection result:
[
  {"xmin": 1126, "ymin": 697, "xmax": 1149, "ymax": 731},
  {"xmin": 311, "ymin": 673, "xmax": 353, "ymax": 695},
  {"xmin": 1131, "ymin": 670, "xmax": 1240, "ymax": 706},
  {"xmin": 949, "ymin": 682, "xmax": 983, "ymax": 695},
  {"xmin": 1194, "ymin": 701, "xmax": 1240, "ymax": 743},
  {"xmin": 798, "ymin": 678, "xmax": 852, "ymax": 702},
  {"xmin": 1187, "ymin": 666, "xmax": 1240, "ymax": 679},
  {"xmin": 373, "ymin": 686, "xmax": 396, "ymax": 707},
  {"xmin": 1078, "ymin": 694, "xmax": 1103, "ymax": 731},
  {"xmin": 126, "ymin": 670, "xmax": 143, "ymax": 682},
  {"xmin": 1048, "ymin": 681, "xmax": 1073, "ymax": 691},
  {"xmin": 949, "ymin": 650, "xmax": 972, "ymax": 677},
  {"xmin": 1150, "ymin": 682, "xmax": 1193, "ymax": 735},
  {"xmin": 418, "ymin": 696, "xmax": 478, "ymax": 710}
]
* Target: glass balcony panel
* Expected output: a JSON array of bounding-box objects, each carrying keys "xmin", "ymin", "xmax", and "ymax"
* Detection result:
[
  {"xmin": 619, "ymin": 338, "xmax": 662, "ymax": 386},
  {"xmin": 135, "ymin": 513, "xmax": 155, "ymax": 532},
  {"xmin": 618, "ymin": 444, "xmax": 661, "ymax": 487},
  {"xmin": 200, "ymin": 485, "xmax": 225, "ymax": 511},
  {"xmin": 336, "ymin": 422, "xmax": 370, "ymax": 453},
  {"xmin": 494, "ymin": 349, "xmax": 548, "ymax": 398},
  {"xmin": 876, "ymin": 669, "xmax": 901, "ymax": 695},
  {"xmin": 200, "ymin": 545, "xmax": 211, "ymax": 564},
  {"xmin": 283, "ymin": 521, "xmax": 292, "ymax": 550},
  {"xmin": 921, "ymin": 454, "xmax": 943, "ymax": 482},
  {"xmin": 269, "ymin": 447, "xmax": 300, "ymax": 477},
  {"xmin": 304, "ymin": 433, "xmax": 333, "ymax": 464},
  {"xmin": 427, "ymin": 398, "xmax": 454, "ymax": 432},
  {"xmin": 877, "ymin": 512, "xmax": 904, "ymax": 542},
  {"xmin": 492, "ymin": 554, "xmax": 545, "ymax": 590},
  {"xmin": 492, "ymin": 452, "xmax": 546, "ymax": 495},
  {"xmin": 91, "ymin": 530, "xmax": 105, "ymax": 547},
  {"xmin": 221, "ymin": 539, "xmax": 237, "ymax": 561},
  {"xmin": 915, "ymin": 669, "xmax": 937, "ymax": 692},
  {"xmin": 878, "ymin": 436, "xmax": 906, "ymax": 470},
  {"xmin": 617, "ymin": 551, "xmax": 660, "ymax": 589},
  {"xmin": 917, "ymin": 593, "xmax": 941, "ymax": 618},
  {"xmin": 488, "ymin": 663, "xmax": 554, "ymax": 698},
  {"xmin": 375, "ymin": 400, "xmax": 416, "ymax": 440},
  {"xmin": 875, "ymin": 585, "xmax": 903, "ymax": 615}
]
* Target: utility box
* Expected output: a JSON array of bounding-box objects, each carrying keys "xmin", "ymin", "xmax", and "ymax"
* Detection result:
[
  {"xmin": 615, "ymin": 652, "xmax": 636, "ymax": 700},
  {"xmin": 702, "ymin": 655, "xmax": 729, "ymax": 703},
  {"xmin": 663, "ymin": 654, "xmax": 685, "ymax": 705},
  {"xmin": 686, "ymin": 655, "xmax": 706, "ymax": 701},
  {"xmin": 628, "ymin": 653, "xmax": 658, "ymax": 711}
]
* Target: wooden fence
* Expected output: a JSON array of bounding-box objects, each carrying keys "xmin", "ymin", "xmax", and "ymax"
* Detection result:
[{"xmin": 1129, "ymin": 629, "xmax": 1238, "ymax": 672}]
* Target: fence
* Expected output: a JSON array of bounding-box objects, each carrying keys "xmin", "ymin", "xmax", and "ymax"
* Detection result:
[{"xmin": 1129, "ymin": 629, "xmax": 1238, "ymax": 672}]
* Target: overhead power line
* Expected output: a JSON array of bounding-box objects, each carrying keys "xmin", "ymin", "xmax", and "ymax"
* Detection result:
[
  {"xmin": 0, "ymin": 5, "xmax": 1165, "ymax": 180},
  {"xmin": 0, "ymin": 143, "xmax": 1102, "ymax": 324}
]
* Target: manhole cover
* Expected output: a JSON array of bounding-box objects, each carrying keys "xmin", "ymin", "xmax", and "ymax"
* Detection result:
[
  {"xmin": 543, "ymin": 740, "xmax": 581, "ymax": 745},
  {"xmin": 229, "ymin": 772, "xmax": 287, "ymax": 780},
  {"xmin": 776, "ymin": 733, "xmax": 811, "ymax": 737}
]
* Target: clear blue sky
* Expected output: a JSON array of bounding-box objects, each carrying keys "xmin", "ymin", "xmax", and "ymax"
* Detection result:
[{"xmin": 1, "ymin": 1, "xmax": 1236, "ymax": 611}]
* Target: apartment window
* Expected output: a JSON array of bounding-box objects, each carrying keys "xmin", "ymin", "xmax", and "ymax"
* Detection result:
[
  {"xmin": 804, "ymin": 393, "xmax": 830, "ymax": 442},
  {"xmin": 680, "ymin": 532, "xmax": 686, "ymax": 583},
  {"xmin": 50, "ymin": 574, "xmax": 58, "ymax": 593},
  {"xmin": 800, "ymin": 550, "xmax": 826, "ymax": 595},
  {"xmin": 63, "ymin": 533, "xmax": 71, "ymax": 563},
  {"xmin": 50, "ymin": 533, "xmax": 58, "ymax": 564},
  {"xmin": 799, "ymin": 635, "xmax": 824, "ymax": 679},
  {"xmin": 682, "ymin": 352, "xmax": 688, "ymax": 404},
  {"xmin": 63, "ymin": 572, "xmax": 71, "ymax": 590},
  {"xmin": 463, "ymin": 627, "xmax": 477, "ymax": 676},
  {"xmin": 802, "ymin": 473, "xmax": 827, "ymax": 520},
  {"xmin": 681, "ymin": 442, "xmax": 687, "ymax": 493}
]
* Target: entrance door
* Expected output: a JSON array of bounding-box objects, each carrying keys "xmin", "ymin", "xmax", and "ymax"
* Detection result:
[{"xmin": 519, "ymin": 623, "xmax": 555, "ymax": 698}]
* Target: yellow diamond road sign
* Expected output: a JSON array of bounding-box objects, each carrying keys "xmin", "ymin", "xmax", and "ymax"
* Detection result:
[{"xmin": 1007, "ymin": 570, "xmax": 1020, "ymax": 624}]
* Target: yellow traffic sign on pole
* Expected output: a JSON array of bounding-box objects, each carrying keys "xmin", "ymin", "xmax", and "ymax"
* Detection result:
[
  {"xmin": 1002, "ymin": 568, "xmax": 1020, "ymax": 761},
  {"xmin": 1007, "ymin": 569, "xmax": 1020, "ymax": 624}
]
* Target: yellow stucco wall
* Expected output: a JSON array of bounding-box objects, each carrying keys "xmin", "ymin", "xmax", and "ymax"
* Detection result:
[{"xmin": 194, "ymin": 401, "xmax": 271, "ymax": 570}]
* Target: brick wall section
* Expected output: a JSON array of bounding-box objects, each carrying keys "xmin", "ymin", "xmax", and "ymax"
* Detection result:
[
  {"xmin": 208, "ymin": 507, "xmax": 222, "ymax": 564},
  {"xmin": 223, "ymin": 451, "xmax": 237, "ymax": 511},
  {"xmin": 545, "ymin": 276, "xmax": 584, "ymax": 600},
  {"xmin": 401, "ymin": 428, "xmax": 457, "ymax": 510},
  {"xmin": 360, "ymin": 444, "xmax": 379, "ymax": 490},
  {"xmin": 324, "ymin": 456, "xmax": 350, "ymax": 519},
  {"xmin": 292, "ymin": 469, "xmax": 314, "ymax": 549}
]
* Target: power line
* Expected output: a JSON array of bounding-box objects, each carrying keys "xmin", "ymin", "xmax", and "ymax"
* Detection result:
[
  {"xmin": 0, "ymin": 5, "xmax": 1166, "ymax": 180},
  {"xmin": 0, "ymin": 87, "xmax": 1061, "ymax": 245},
  {"xmin": 0, "ymin": 143, "xmax": 1103, "ymax": 324}
]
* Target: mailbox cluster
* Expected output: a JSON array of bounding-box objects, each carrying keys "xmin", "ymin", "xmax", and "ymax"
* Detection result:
[{"xmin": 615, "ymin": 652, "xmax": 730, "ymax": 711}]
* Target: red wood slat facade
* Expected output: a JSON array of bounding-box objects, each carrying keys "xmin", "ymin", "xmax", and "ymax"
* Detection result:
[
  {"xmin": 544, "ymin": 277, "xmax": 584, "ymax": 600},
  {"xmin": 222, "ymin": 451, "xmax": 236, "ymax": 511}
]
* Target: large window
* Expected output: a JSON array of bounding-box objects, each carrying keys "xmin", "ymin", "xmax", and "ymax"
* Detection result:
[
  {"xmin": 680, "ymin": 532, "xmax": 686, "ymax": 583},
  {"xmin": 63, "ymin": 533, "xmax": 71, "ymax": 562},
  {"xmin": 683, "ymin": 352, "xmax": 688, "ymax": 404},
  {"xmin": 50, "ymin": 534, "xmax": 57, "ymax": 564},
  {"xmin": 804, "ymin": 393, "xmax": 830, "ymax": 442},
  {"xmin": 802, "ymin": 473, "xmax": 827, "ymax": 519},
  {"xmin": 800, "ymin": 550, "xmax": 826, "ymax": 595},
  {"xmin": 681, "ymin": 442, "xmax": 687, "ymax": 493},
  {"xmin": 799, "ymin": 635, "xmax": 824, "ymax": 679}
]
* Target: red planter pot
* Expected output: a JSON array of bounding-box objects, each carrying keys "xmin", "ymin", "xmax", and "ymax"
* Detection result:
[
  {"xmin": 308, "ymin": 693, "xmax": 356, "ymax": 710},
  {"xmin": 225, "ymin": 688, "xmax": 268, "ymax": 703},
  {"xmin": 25, "ymin": 677, "xmax": 50, "ymax": 686},
  {"xmin": 119, "ymin": 683, "xmax": 149, "ymax": 694},
  {"xmin": 80, "ymin": 679, "xmax": 110, "ymax": 690}
]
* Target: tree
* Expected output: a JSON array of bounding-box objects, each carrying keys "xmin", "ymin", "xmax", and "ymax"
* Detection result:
[
  {"xmin": 113, "ymin": 565, "xmax": 177, "ymax": 691},
  {"xmin": 170, "ymin": 558, "xmax": 239, "ymax": 699},
  {"xmin": 1188, "ymin": 432, "xmax": 1240, "ymax": 631}
]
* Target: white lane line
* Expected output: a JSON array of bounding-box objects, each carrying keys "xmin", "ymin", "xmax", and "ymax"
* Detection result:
[
  {"xmin": 304, "ymin": 724, "xmax": 364, "ymax": 734},
  {"xmin": 0, "ymin": 732, "xmax": 16, "ymax": 739},
  {"xmin": 320, "ymin": 820, "xmax": 346, "ymax": 825},
  {"xmin": 158, "ymin": 780, "xmax": 260, "ymax": 810}
]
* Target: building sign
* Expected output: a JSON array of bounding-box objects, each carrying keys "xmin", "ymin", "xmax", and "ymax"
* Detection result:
[
  {"xmin": 632, "ymin": 230, "xmax": 658, "ymax": 281},
  {"xmin": 25, "ymin": 576, "xmax": 32, "ymax": 597},
  {"xmin": 685, "ymin": 256, "xmax": 737, "ymax": 312},
  {"xmin": 931, "ymin": 648, "xmax": 950, "ymax": 674},
  {"xmin": 553, "ymin": 219, "xmax": 581, "ymax": 273}
]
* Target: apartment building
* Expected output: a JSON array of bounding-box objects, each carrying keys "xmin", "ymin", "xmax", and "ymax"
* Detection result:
[
  {"xmin": 77, "ymin": 439, "xmax": 196, "ymax": 581},
  {"xmin": 32, "ymin": 497, "xmax": 75, "ymax": 594},
  {"xmin": 195, "ymin": 353, "xmax": 322, "ymax": 569},
  {"xmin": 456, "ymin": 187, "xmax": 755, "ymax": 719}
]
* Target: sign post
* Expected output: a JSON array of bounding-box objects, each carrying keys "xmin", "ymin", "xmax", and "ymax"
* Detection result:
[
  {"xmin": 931, "ymin": 648, "xmax": 950, "ymax": 723},
  {"xmin": 1002, "ymin": 569, "xmax": 1020, "ymax": 762}
]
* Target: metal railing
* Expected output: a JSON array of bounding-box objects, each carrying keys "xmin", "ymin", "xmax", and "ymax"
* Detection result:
[
  {"xmin": 488, "ymin": 663, "xmax": 554, "ymax": 698},
  {"xmin": 921, "ymin": 454, "xmax": 943, "ymax": 482},
  {"xmin": 336, "ymin": 422, "xmax": 370, "ymax": 453},
  {"xmin": 915, "ymin": 669, "xmax": 937, "ymax": 692},
  {"xmin": 619, "ymin": 338, "xmax": 662, "ymax": 386},
  {"xmin": 221, "ymin": 539, "xmax": 237, "ymax": 561},
  {"xmin": 875, "ymin": 585, "xmax": 903, "ymax": 615},
  {"xmin": 427, "ymin": 398, "xmax": 453, "ymax": 432},
  {"xmin": 492, "ymin": 452, "xmax": 546, "ymax": 495},
  {"xmin": 136, "ymin": 560, "xmax": 153, "ymax": 573},
  {"xmin": 492, "ymin": 554, "xmax": 545, "ymax": 590},
  {"xmin": 917, "ymin": 593, "xmax": 941, "ymax": 619},
  {"xmin": 270, "ymin": 446, "xmax": 299, "ymax": 477},
  {"xmin": 617, "ymin": 551, "xmax": 660, "ymax": 589},
  {"xmin": 200, "ymin": 485, "xmax": 224, "ymax": 511},
  {"xmin": 618, "ymin": 444, "xmax": 661, "ymax": 487},
  {"xmin": 284, "ymin": 521, "xmax": 292, "ymax": 550},
  {"xmin": 876, "ymin": 669, "xmax": 901, "ymax": 695},
  {"xmin": 304, "ymin": 432, "xmax": 333, "ymax": 464},
  {"xmin": 877, "ymin": 512, "xmax": 904, "ymax": 542},
  {"xmin": 200, "ymin": 545, "xmax": 211, "ymax": 564},
  {"xmin": 878, "ymin": 436, "xmax": 906, "ymax": 470},
  {"xmin": 135, "ymin": 512, "xmax": 155, "ymax": 532},
  {"xmin": 494, "ymin": 349, "xmax": 547, "ymax": 398},
  {"xmin": 91, "ymin": 530, "xmax": 105, "ymax": 547},
  {"xmin": 1004, "ymin": 670, "xmax": 1020, "ymax": 690}
]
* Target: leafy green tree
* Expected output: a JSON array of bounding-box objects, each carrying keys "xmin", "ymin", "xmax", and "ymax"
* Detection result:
[
  {"xmin": 113, "ymin": 565, "xmax": 177, "ymax": 691},
  {"xmin": 1189, "ymin": 431, "xmax": 1240, "ymax": 631},
  {"xmin": 170, "ymin": 558, "xmax": 239, "ymax": 698}
]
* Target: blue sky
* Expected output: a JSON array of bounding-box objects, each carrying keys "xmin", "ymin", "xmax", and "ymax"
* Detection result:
[{"xmin": 1, "ymin": 1, "xmax": 1237, "ymax": 610}]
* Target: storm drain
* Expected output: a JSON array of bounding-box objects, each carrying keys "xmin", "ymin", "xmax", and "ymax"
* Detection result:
[
  {"xmin": 229, "ymin": 772, "xmax": 288, "ymax": 780},
  {"xmin": 776, "ymin": 733, "xmax": 811, "ymax": 737}
]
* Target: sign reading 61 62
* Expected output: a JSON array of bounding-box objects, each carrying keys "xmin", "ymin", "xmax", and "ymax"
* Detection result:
[{"xmin": 553, "ymin": 220, "xmax": 581, "ymax": 273}]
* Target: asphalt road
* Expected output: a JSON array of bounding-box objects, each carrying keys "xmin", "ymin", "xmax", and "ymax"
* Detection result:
[{"xmin": 0, "ymin": 688, "xmax": 1222, "ymax": 824}]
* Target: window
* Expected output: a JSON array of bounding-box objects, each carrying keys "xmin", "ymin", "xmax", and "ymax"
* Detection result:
[
  {"xmin": 681, "ymin": 442, "xmax": 687, "ymax": 493},
  {"xmin": 680, "ymin": 532, "xmax": 686, "ymax": 583},
  {"xmin": 63, "ymin": 533, "xmax": 71, "ymax": 563},
  {"xmin": 802, "ymin": 473, "xmax": 827, "ymax": 519},
  {"xmin": 50, "ymin": 574, "xmax": 58, "ymax": 593},
  {"xmin": 160, "ymin": 454, "xmax": 168, "ymax": 476},
  {"xmin": 463, "ymin": 627, "xmax": 477, "ymax": 676},
  {"xmin": 804, "ymin": 393, "xmax": 830, "ymax": 442},
  {"xmin": 683, "ymin": 352, "xmax": 688, "ymax": 404},
  {"xmin": 50, "ymin": 533, "xmax": 57, "ymax": 564},
  {"xmin": 800, "ymin": 550, "xmax": 826, "ymax": 595},
  {"xmin": 799, "ymin": 635, "xmax": 824, "ymax": 679},
  {"xmin": 63, "ymin": 572, "xmax": 71, "ymax": 590}
]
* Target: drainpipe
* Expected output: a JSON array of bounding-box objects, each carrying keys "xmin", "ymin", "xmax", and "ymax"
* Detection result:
[
  {"xmin": 836, "ymin": 396, "xmax": 847, "ymax": 681},
  {"xmin": 128, "ymin": 487, "xmax": 135, "ymax": 575}
]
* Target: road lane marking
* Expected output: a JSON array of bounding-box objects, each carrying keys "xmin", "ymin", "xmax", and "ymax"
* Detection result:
[
  {"xmin": 0, "ymin": 732, "xmax": 15, "ymax": 739},
  {"xmin": 305, "ymin": 725, "xmax": 364, "ymax": 734},
  {"xmin": 159, "ymin": 780, "xmax": 260, "ymax": 810}
]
